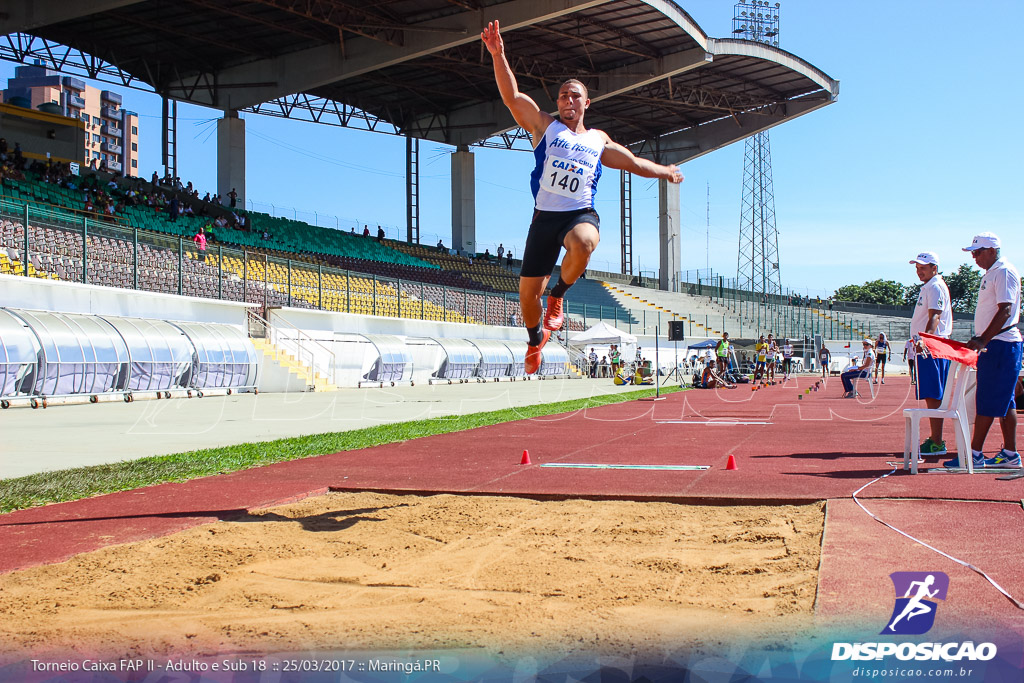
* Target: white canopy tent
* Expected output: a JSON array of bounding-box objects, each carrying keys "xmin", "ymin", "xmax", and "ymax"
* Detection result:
[
  {"xmin": 569, "ymin": 322, "xmax": 638, "ymax": 368},
  {"xmin": 568, "ymin": 321, "xmax": 637, "ymax": 347}
]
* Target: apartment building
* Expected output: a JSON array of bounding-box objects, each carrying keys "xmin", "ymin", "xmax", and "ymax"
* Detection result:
[{"xmin": 3, "ymin": 63, "xmax": 139, "ymax": 175}]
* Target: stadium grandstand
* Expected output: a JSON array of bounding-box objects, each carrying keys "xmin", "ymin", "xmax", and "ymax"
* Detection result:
[{"xmin": 0, "ymin": 0, "xmax": 853, "ymax": 407}]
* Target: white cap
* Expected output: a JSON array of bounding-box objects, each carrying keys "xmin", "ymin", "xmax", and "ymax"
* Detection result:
[
  {"xmin": 963, "ymin": 232, "xmax": 1001, "ymax": 251},
  {"xmin": 909, "ymin": 251, "xmax": 939, "ymax": 266}
]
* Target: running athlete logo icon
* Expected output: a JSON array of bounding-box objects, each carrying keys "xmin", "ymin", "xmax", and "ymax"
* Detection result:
[{"xmin": 882, "ymin": 572, "xmax": 949, "ymax": 635}]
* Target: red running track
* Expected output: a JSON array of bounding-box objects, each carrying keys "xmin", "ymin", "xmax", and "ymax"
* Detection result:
[{"xmin": 1, "ymin": 376, "xmax": 1021, "ymax": 633}]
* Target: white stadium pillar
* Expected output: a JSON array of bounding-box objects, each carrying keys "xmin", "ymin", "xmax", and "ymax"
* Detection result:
[
  {"xmin": 659, "ymin": 178, "xmax": 680, "ymax": 292},
  {"xmin": 217, "ymin": 112, "xmax": 246, "ymax": 209},
  {"xmin": 451, "ymin": 145, "xmax": 476, "ymax": 255}
]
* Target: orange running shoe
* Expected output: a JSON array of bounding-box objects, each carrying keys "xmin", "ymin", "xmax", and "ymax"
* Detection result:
[
  {"xmin": 543, "ymin": 295, "xmax": 564, "ymax": 331},
  {"xmin": 525, "ymin": 329, "xmax": 551, "ymax": 374}
]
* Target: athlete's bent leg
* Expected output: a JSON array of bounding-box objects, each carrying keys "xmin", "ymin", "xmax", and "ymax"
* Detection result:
[{"xmin": 544, "ymin": 223, "xmax": 599, "ymax": 331}]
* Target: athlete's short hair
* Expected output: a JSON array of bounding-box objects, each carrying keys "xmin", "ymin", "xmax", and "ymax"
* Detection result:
[{"xmin": 560, "ymin": 79, "xmax": 589, "ymax": 99}]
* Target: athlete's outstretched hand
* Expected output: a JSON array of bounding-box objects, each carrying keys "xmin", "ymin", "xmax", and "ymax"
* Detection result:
[
  {"xmin": 481, "ymin": 20, "xmax": 504, "ymax": 56},
  {"xmin": 665, "ymin": 165, "xmax": 684, "ymax": 184}
]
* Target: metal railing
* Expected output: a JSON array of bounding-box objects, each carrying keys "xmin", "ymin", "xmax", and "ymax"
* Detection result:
[
  {"xmin": 247, "ymin": 309, "xmax": 336, "ymax": 386},
  {"xmin": 0, "ymin": 198, "xmax": 524, "ymax": 327}
]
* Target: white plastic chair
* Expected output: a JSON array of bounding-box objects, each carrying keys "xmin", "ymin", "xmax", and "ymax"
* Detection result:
[
  {"xmin": 849, "ymin": 368, "xmax": 875, "ymax": 399},
  {"xmin": 903, "ymin": 362, "xmax": 973, "ymax": 474}
]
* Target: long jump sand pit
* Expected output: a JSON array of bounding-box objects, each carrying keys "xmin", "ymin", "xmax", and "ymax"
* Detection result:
[{"xmin": 0, "ymin": 492, "xmax": 824, "ymax": 662}]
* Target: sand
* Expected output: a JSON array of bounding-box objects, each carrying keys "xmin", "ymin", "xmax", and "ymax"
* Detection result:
[{"xmin": 0, "ymin": 492, "xmax": 824, "ymax": 663}]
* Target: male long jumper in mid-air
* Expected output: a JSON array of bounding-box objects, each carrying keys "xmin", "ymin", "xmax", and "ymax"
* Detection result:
[{"xmin": 481, "ymin": 20, "xmax": 684, "ymax": 374}]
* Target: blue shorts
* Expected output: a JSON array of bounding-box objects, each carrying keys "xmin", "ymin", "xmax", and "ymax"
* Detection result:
[
  {"xmin": 975, "ymin": 339, "xmax": 1023, "ymax": 418},
  {"xmin": 915, "ymin": 356, "xmax": 950, "ymax": 402}
]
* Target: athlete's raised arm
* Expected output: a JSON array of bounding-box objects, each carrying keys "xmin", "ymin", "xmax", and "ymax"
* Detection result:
[
  {"xmin": 481, "ymin": 20, "xmax": 553, "ymax": 140},
  {"xmin": 599, "ymin": 136, "xmax": 684, "ymax": 184}
]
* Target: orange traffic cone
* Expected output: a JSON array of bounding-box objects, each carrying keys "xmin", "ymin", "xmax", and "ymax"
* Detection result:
[
  {"xmin": 725, "ymin": 454, "xmax": 738, "ymax": 470},
  {"xmin": 520, "ymin": 450, "xmax": 531, "ymax": 465}
]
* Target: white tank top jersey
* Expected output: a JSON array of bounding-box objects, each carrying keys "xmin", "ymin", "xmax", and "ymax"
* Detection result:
[{"xmin": 530, "ymin": 120, "xmax": 606, "ymax": 212}]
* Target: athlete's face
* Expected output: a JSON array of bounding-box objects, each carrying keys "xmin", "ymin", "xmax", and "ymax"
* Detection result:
[{"xmin": 557, "ymin": 84, "xmax": 589, "ymax": 122}]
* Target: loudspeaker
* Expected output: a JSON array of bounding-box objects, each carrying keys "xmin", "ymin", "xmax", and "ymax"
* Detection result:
[{"xmin": 668, "ymin": 320, "xmax": 685, "ymax": 341}]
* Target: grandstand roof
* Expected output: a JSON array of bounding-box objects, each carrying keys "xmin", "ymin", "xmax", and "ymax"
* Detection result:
[{"xmin": 5, "ymin": 0, "xmax": 839, "ymax": 162}]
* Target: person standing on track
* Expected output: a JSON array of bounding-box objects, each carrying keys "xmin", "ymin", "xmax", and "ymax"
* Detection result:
[
  {"xmin": 482, "ymin": 20, "xmax": 684, "ymax": 374},
  {"xmin": 873, "ymin": 332, "xmax": 891, "ymax": 384},
  {"xmin": 908, "ymin": 251, "xmax": 953, "ymax": 459},
  {"xmin": 948, "ymin": 233, "xmax": 1022, "ymax": 470}
]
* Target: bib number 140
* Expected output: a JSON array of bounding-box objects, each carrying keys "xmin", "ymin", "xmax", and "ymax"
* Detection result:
[
  {"xmin": 543, "ymin": 156, "xmax": 589, "ymax": 200},
  {"xmin": 549, "ymin": 171, "xmax": 580, "ymax": 195}
]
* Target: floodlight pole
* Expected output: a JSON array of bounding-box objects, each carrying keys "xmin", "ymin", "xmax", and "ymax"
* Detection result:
[{"xmin": 733, "ymin": 1, "xmax": 783, "ymax": 338}]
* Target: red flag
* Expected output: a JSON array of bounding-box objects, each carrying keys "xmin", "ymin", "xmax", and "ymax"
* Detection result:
[{"xmin": 918, "ymin": 332, "xmax": 978, "ymax": 368}]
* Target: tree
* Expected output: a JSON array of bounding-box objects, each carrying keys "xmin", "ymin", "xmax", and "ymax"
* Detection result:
[
  {"xmin": 834, "ymin": 279, "xmax": 906, "ymax": 306},
  {"xmin": 944, "ymin": 264, "xmax": 982, "ymax": 313},
  {"xmin": 902, "ymin": 282, "xmax": 923, "ymax": 307}
]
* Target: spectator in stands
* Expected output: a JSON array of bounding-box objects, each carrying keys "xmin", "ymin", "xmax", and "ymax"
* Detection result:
[
  {"xmin": 228, "ymin": 188, "xmax": 237, "ymax": 208},
  {"xmin": 506, "ymin": 249, "xmax": 513, "ymax": 268},
  {"xmin": 376, "ymin": 225, "xmax": 385, "ymax": 242},
  {"xmin": 482, "ymin": 20, "xmax": 683, "ymax": 374},
  {"xmin": 953, "ymin": 232, "xmax": 1022, "ymax": 470},
  {"xmin": 0, "ymin": 137, "xmax": 7, "ymax": 160},
  {"xmin": 483, "ymin": 248, "xmax": 492, "ymax": 261},
  {"xmin": 589, "ymin": 347, "xmax": 598, "ymax": 378},
  {"xmin": 909, "ymin": 251, "xmax": 953, "ymax": 459},
  {"xmin": 497, "ymin": 243, "xmax": 505, "ymax": 260},
  {"xmin": 840, "ymin": 338, "xmax": 875, "ymax": 398},
  {"xmin": 363, "ymin": 225, "xmax": 370, "ymax": 237},
  {"xmin": 168, "ymin": 196, "xmax": 179, "ymax": 222},
  {"xmin": 193, "ymin": 226, "xmax": 207, "ymax": 262},
  {"xmin": 13, "ymin": 143, "xmax": 23, "ymax": 166},
  {"xmin": 507, "ymin": 312, "xmax": 517, "ymax": 326},
  {"xmin": 437, "ymin": 238, "xmax": 445, "ymax": 251}
]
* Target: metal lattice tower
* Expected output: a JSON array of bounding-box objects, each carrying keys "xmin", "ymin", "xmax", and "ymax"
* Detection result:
[{"xmin": 734, "ymin": 1, "xmax": 782, "ymax": 299}]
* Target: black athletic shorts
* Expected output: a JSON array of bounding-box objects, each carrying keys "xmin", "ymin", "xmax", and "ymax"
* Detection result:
[{"xmin": 520, "ymin": 208, "xmax": 600, "ymax": 278}]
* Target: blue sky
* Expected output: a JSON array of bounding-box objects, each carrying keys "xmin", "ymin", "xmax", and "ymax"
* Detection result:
[{"xmin": 3, "ymin": 1, "xmax": 1021, "ymax": 297}]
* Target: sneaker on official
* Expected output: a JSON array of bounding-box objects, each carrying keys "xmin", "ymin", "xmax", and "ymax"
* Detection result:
[
  {"xmin": 982, "ymin": 449, "xmax": 1022, "ymax": 469},
  {"xmin": 919, "ymin": 438, "xmax": 947, "ymax": 457},
  {"xmin": 943, "ymin": 451, "xmax": 985, "ymax": 469}
]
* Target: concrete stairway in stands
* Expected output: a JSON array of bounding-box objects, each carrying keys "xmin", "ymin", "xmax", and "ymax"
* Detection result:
[{"xmin": 251, "ymin": 338, "xmax": 337, "ymax": 392}]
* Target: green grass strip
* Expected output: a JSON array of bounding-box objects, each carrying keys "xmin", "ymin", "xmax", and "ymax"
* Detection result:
[{"xmin": 0, "ymin": 385, "xmax": 684, "ymax": 514}]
